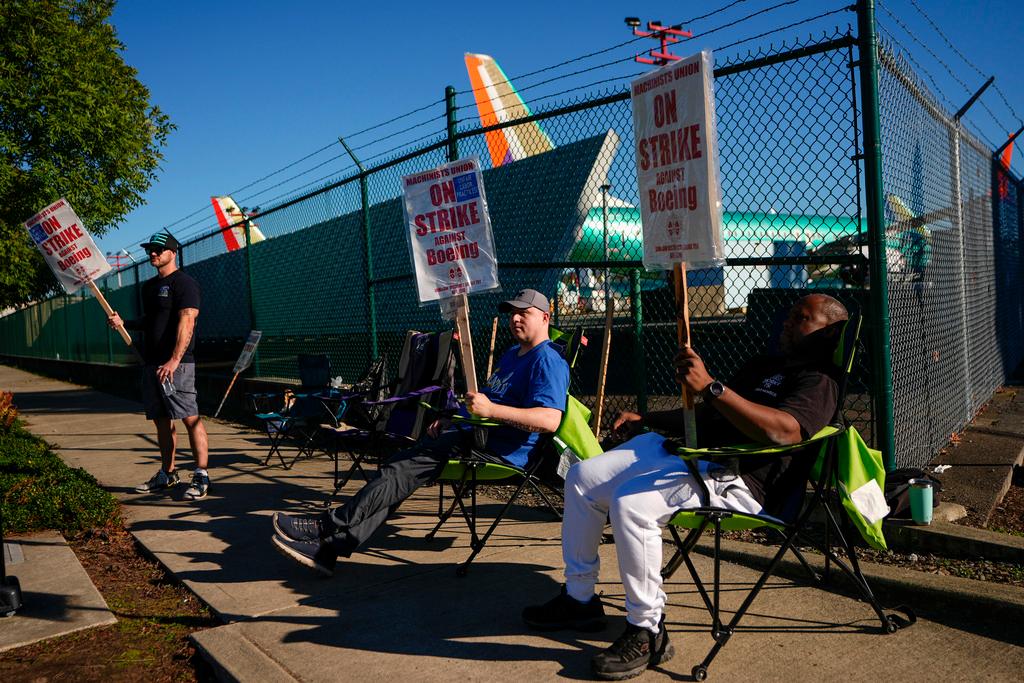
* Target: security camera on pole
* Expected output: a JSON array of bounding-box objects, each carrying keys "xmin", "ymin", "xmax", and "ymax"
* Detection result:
[{"xmin": 627, "ymin": 19, "xmax": 725, "ymax": 447}]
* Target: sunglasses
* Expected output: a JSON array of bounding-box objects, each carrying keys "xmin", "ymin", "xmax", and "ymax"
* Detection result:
[{"xmin": 147, "ymin": 246, "xmax": 168, "ymax": 255}]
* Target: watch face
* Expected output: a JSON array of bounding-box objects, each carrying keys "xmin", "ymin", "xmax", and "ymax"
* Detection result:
[{"xmin": 709, "ymin": 381, "xmax": 724, "ymax": 398}]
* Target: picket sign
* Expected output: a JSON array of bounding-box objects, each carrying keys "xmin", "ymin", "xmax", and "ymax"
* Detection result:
[
  {"xmin": 485, "ymin": 315, "xmax": 499, "ymax": 380},
  {"xmin": 214, "ymin": 330, "xmax": 263, "ymax": 418},
  {"xmin": 404, "ymin": 157, "xmax": 498, "ymax": 395},
  {"xmin": 631, "ymin": 50, "xmax": 725, "ymax": 447},
  {"xmin": 23, "ymin": 199, "xmax": 134, "ymax": 349},
  {"xmin": 592, "ymin": 303, "xmax": 614, "ymax": 437}
]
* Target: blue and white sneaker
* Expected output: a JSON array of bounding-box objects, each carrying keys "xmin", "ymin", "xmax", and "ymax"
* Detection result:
[{"xmin": 183, "ymin": 470, "xmax": 210, "ymax": 500}]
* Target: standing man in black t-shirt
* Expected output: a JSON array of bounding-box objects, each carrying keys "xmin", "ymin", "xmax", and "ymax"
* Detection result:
[
  {"xmin": 522, "ymin": 294, "xmax": 848, "ymax": 681},
  {"xmin": 107, "ymin": 231, "xmax": 211, "ymax": 500}
]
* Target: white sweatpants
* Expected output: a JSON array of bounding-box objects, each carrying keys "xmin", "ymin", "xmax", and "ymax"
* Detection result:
[{"xmin": 563, "ymin": 432, "xmax": 763, "ymax": 632}]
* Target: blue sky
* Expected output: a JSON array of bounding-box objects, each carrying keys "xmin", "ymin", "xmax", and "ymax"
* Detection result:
[{"xmin": 98, "ymin": 0, "xmax": 1024, "ymax": 259}]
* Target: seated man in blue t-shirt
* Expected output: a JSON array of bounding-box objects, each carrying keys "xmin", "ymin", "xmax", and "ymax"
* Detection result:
[{"xmin": 271, "ymin": 288, "xmax": 570, "ymax": 576}]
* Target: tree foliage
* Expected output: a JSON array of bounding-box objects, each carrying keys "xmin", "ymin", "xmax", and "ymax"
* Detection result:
[{"xmin": 0, "ymin": 0, "xmax": 173, "ymax": 308}]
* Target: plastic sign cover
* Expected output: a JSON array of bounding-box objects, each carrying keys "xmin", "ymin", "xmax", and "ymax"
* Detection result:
[
  {"xmin": 24, "ymin": 198, "xmax": 111, "ymax": 294},
  {"xmin": 402, "ymin": 156, "xmax": 500, "ymax": 303},
  {"xmin": 630, "ymin": 50, "xmax": 724, "ymax": 269},
  {"xmin": 233, "ymin": 330, "xmax": 263, "ymax": 374}
]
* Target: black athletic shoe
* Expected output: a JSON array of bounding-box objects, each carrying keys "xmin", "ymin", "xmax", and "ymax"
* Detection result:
[
  {"xmin": 135, "ymin": 468, "xmax": 179, "ymax": 493},
  {"xmin": 271, "ymin": 534, "xmax": 337, "ymax": 577},
  {"xmin": 591, "ymin": 616, "xmax": 674, "ymax": 681},
  {"xmin": 522, "ymin": 586, "xmax": 607, "ymax": 632},
  {"xmin": 272, "ymin": 511, "xmax": 325, "ymax": 542}
]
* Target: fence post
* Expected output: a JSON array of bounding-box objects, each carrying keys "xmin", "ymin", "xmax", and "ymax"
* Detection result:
[
  {"xmin": 103, "ymin": 279, "xmax": 113, "ymax": 364},
  {"xmin": 242, "ymin": 216, "xmax": 261, "ymax": 376},
  {"xmin": 630, "ymin": 269, "xmax": 647, "ymax": 414},
  {"xmin": 445, "ymin": 85, "xmax": 458, "ymax": 162},
  {"xmin": 80, "ymin": 290, "xmax": 89, "ymax": 362},
  {"xmin": 856, "ymin": 0, "xmax": 895, "ymax": 469},
  {"xmin": 64, "ymin": 293, "xmax": 71, "ymax": 360},
  {"xmin": 1019, "ymin": 178, "xmax": 1024, "ymax": 346},
  {"xmin": 339, "ymin": 135, "xmax": 377, "ymax": 363}
]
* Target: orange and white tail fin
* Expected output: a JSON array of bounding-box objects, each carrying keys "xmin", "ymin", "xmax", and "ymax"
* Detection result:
[
  {"xmin": 211, "ymin": 196, "xmax": 265, "ymax": 251},
  {"xmin": 464, "ymin": 53, "xmax": 554, "ymax": 166}
]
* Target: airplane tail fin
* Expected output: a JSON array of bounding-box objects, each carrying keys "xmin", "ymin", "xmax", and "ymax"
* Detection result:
[
  {"xmin": 464, "ymin": 53, "xmax": 554, "ymax": 167},
  {"xmin": 886, "ymin": 194, "xmax": 915, "ymax": 224},
  {"xmin": 211, "ymin": 196, "xmax": 265, "ymax": 251}
]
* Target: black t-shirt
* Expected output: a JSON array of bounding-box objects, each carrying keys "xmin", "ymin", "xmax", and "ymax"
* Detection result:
[
  {"xmin": 140, "ymin": 270, "xmax": 201, "ymax": 365},
  {"xmin": 693, "ymin": 354, "xmax": 838, "ymax": 517}
]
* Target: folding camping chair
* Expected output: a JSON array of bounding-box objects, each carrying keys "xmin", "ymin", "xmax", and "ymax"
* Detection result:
[
  {"xmin": 660, "ymin": 312, "xmax": 914, "ymax": 680},
  {"xmin": 427, "ymin": 327, "xmax": 601, "ymax": 576},
  {"xmin": 321, "ymin": 330, "xmax": 457, "ymax": 493},
  {"xmin": 249, "ymin": 353, "xmax": 340, "ymax": 468}
]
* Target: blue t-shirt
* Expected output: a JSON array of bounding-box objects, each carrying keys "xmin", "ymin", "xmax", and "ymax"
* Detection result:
[{"xmin": 473, "ymin": 340, "xmax": 569, "ymax": 467}]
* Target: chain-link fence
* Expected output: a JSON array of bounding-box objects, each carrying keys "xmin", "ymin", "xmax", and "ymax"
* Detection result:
[{"xmin": 2, "ymin": 4, "xmax": 1022, "ymax": 470}]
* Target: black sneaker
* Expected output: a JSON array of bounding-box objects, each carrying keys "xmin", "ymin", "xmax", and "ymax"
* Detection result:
[
  {"xmin": 522, "ymin": 585, "xmax": 607, "ymax": 632},
  {"xmin": 135, "ymin": 468, "xmax": 180, "ymax": 493},
  {"xmin": 271, "ymin": 534, "xmax": 337, "ymax": 577},
  {"xmin": 272, "ymin": 511, "xmax": 325, "ymax": 542},
  {"xmin": 591, "ymin": 616, "xmax": 674, "ymax": 681}
]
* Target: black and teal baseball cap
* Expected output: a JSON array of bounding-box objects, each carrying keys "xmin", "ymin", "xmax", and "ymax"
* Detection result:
[{"xmin": 141, "ymin": 231, "xmax": 180, "ymax": 253}]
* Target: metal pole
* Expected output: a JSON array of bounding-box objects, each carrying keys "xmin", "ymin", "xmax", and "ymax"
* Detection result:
[
  {"xmin": 80, "ymin": 290, "xmax": 89, "ymax": 363},
  {"xmin": 445, "ymin": 85, "xmax": 459, "ymax": 162},
  {"xmin": 63, "ymin": 293, "xmax": 71, "ymax": 360},
  {"xmin": 856, "ymin": 0, "xmax": 895, "ymax": 469},
  {"xmin": 242, "ymin": 215, "xmax": 261, "ymax": 376},
  {"xmin": 601, "ymin": 184, "xmax": 611, "ymax": 311},
  {"xmin": 103, "ymin": 280, "xmax": 113, "ymax": 364},
  {"xmin": 340, "ymin": 135, "xmax": 377, "ymax": 362},
  {"xmin": 949, "ymin": 128, "xmax": 973, "ymax": 421},
  {"xmin": 630, "ymin": 269, "xmax": 647, "ymax": 414},
  {"xmin": 1018, "ymin": 178, "xmax": 1024, "ymax": 349}
]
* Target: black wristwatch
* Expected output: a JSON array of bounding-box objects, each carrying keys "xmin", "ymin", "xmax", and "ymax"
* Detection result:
[{"xmin": 703, "ymin": 380, "xmax": 725, "ymax": 401}]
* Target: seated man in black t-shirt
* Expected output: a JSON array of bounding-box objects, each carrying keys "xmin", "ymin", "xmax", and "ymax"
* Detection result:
[{"xmin": 522, "ymin": 294, "xmax": 848, "ymax": 681}]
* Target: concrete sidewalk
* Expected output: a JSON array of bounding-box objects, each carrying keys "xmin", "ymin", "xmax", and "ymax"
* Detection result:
[
  {"xmin": 3, "ymin": 364, "xmax": 1023, "ymax": 681},
  {"xmin": 0, "ymin": 532, "xmax": 116, "ymax": 652}
]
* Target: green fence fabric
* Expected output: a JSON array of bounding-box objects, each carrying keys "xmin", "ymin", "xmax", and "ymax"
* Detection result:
[{"xmin": 3, "ymin": 16, "xmax": 1022, "ymax": 471}]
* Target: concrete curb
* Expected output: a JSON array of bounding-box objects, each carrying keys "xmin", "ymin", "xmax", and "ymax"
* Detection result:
[
  {"xmin": 884, "ymin": 519, "xmax": 1024, "ymax": 563},
  {"xmin": 191, "ymin": 626, "xmax": 297, "ymax": 683}
]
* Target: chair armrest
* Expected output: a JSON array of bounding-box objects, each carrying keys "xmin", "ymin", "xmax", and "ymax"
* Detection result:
[
  {"xmin": 669, "ymin": 425, "xmax": 843, "ymax": 460},
  {"xmin": 417, "ymin": 399, "xmax": 501, "ymax": 428},
  {"xmin": 364, "ymin": 385, "xmax": 443, "ymax": 407},
  {"xmin": 451, "ymin": 414, "xmax": 501, "ymax": 428}
]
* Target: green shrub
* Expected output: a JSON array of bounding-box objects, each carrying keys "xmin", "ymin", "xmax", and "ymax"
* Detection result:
[{"xmin": 0, "ymin": 420, "xmax": 119, "ymax": 534}]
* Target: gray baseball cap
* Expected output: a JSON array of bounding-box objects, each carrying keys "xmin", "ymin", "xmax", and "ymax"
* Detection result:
[{"xmin": 498, "ymin": 288, "xmax": 550, "ymax": 313}]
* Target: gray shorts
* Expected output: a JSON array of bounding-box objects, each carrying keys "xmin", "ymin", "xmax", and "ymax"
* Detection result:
[{"xmin": 142, "ymin": 363, "xmax": 199, "ymax": 420}]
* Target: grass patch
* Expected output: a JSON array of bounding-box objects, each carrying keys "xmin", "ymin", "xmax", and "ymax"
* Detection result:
[
  {"xmin": 0, "ymin": 418, "xmax": 119, "ymax": 534},
  {"xmin": 990, "ymin": 526, "xmax": 1024, "ymax": 538}
]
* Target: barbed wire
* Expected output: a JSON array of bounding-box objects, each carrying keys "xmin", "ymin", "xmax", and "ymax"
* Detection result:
[
  {"xmin": 454, "ymin": 0, "xmax": 753, "ymax": 99},
  {"xmin": 456, "ymin": 0, "xmax": 812, "ymax": 120},
  {"xmin": 904, "ymin": 0, "xmax": 1020, "ymax": 123},
  {"xmin": 877, "ymin": 1, "xmax": 1012, "ymax": 139},
  {"xmin": 455, "ymin": 0, "xmax": 809, "ymax": 102},
  {"xmin": 459, "ymin": 71, "xmax": 643, "ymax": 124},
  {"xmin": 712, "ymin": 5, "xmax": 850, "ymax": 53},
  {"xmin": 343, "ymin": 98, "xmax": 446, "ymax": 139},
  {"xmin": 349, "ymin": 114, "xmax": 447, "ymax": 153},
  {"xmin": 877, "ymin": 27, "xmax": 957, "ymax": 110}
]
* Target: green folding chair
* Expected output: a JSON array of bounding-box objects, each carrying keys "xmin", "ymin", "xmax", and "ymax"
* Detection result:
[
  {"xmin": 661, "ymin": 312, "xmax": 915, "ymax": 680},
  {"xmin": 427, "ymin": 327, "xmax": 602, "ymax": 576}
]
